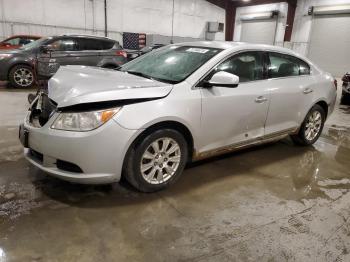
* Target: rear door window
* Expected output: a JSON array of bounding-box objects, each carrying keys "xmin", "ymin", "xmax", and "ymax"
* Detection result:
[
  {"xmin": 299, "ymin": 59, "xmax": 311, "ymax": 75},
  {"xmin": 268, "ymin": 52, "xmax": 310, "ymax": 78},
  {"xmin": 19, "ymin": 38, "xmax": 34, "ymax": 46},
  {"xmin": 77, "ymin": 38, "xmax": 115, "ymax": 51}
]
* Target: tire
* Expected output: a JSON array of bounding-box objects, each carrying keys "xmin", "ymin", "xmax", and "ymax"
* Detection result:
[
  {"xmin": 340, "ymin": 92, "xmax": 350, "ymax": 105},
  {"xmin": 9, "ymin": 65, "xmax": 35, "ymax": 88},
  {"xmin": 291, "ymin": 104, "xmax": 326, "ymax": 146},
  {"xmin": 123, "ymin": 129, "xmax": 188, "ymax": 192}
]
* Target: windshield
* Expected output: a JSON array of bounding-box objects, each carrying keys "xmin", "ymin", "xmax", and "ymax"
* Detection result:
[
  {"xmin": 120, "ymin": 46, "xmax": 222, "ymax": 84},
  {"xmin": 20, "ymin": 37, "xmax": 51, "ymax": 50}
]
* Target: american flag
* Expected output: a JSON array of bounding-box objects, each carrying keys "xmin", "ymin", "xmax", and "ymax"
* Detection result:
[{"xmin": 123, "ymin": 32, "xmax": 146, "ymax": 50}]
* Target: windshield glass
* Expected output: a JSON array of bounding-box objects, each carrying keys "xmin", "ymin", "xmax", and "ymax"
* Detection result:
[
  {"xmin": 120, "ymin": 46, "xmax": 222, "ymax": 84},
  {"xmin": 20, "ymin": 37, "xmax": 51, "ymax": 50}
]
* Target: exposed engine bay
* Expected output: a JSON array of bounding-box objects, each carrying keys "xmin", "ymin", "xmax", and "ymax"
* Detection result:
[{"xmin": 29, "ymin": 91, "xmax": 57, "ymax": 128}]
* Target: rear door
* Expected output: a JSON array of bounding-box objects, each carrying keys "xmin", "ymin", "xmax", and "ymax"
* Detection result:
[
  {"xmin": 199, "ymin": 51, "xmax": 270, "ymax": 153},
  {"xmin": 75, "ymin": 38, "xmax": 107, "ymax": 66},
  {"xmin": 264, "ymin": 52, "xmax": 313, "ymax": 136}
]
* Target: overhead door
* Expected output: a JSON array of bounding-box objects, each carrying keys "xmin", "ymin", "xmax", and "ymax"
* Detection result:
[
  {"xmin": 308, "ymin": 14, "xmax": 350, "ymax": 77},
  {"xmin": 240, "ymin": 19, "xmax": 277, "ymax": 45}
]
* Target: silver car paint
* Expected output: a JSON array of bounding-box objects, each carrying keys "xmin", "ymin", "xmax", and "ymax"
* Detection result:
[
  {"xmin": 23, "ymin": 41, "xmax": 337, "ymax": 184},
  {"xmin": 49, "ymin": 66, "xmax": 172, "ymax": 108}
]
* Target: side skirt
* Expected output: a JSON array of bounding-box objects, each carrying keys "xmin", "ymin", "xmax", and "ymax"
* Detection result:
[{"xmin": 192, "ymin": 127, "xmax": 298, "ymax": 161}]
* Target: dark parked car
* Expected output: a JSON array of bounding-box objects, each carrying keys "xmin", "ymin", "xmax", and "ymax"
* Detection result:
[
  {"xmin": 126, "ymin": 44, "xmax": 165, "ymax": 61},
  {"xmin": 0, "ymin": 35, "xmax": 127, "ymax": 88},
  {"xmin": 0, "ymin": 35, "xmax": 41, "ymax": 50},
  {"xmin": 341, "ymin": 72, "xmax": 350, "ymax": 104}
]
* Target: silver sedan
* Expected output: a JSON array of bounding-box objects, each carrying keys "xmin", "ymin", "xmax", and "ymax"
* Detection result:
[{"xmin": 20, "ymin": 41, "xmax": 337, "ymax": 192}]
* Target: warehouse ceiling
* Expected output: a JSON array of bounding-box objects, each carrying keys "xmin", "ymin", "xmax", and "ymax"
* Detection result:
[{"xmin": 207, "ymin": 0, "xmax": 297, "ymax": 9}]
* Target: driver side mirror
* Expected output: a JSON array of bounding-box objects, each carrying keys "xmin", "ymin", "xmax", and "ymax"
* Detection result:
[{"xmin": 203, "ymin": 71, "xmax": 239, "ymax": 88}]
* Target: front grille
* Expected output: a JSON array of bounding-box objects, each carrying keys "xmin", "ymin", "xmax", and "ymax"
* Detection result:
[
  {"xmin": 56, "ymin": 160, "xmax": 83, "ymax": 173},
  {"xmin": 29, "ymin": 149, "xmax": 44, "ymax": 163}
]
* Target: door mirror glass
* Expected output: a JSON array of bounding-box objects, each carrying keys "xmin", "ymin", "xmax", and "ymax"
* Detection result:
[{"xmin": 205, "ymin": 71, "xmax": 239, "ymax": 88}]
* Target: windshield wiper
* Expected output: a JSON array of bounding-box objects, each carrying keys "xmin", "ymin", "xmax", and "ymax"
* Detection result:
[
  {"xmin": 125, "ymin": 70, "xmax": 178, "ymax": 84},
  {"xmin": 126, "ymin": 70, "xmax": 154, "ymax": 80}
]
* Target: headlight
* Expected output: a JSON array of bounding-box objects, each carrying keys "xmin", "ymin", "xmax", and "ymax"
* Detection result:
[{"xmin": 51, "ymin": 107, "xmax": 122, "ymax": 131}]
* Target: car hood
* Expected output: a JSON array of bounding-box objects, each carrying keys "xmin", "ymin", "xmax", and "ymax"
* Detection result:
[{"xmin": 48, "ymin": 65, "xmax": 173, "ymax": 108}]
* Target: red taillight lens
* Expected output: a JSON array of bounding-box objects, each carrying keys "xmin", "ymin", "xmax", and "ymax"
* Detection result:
[
  {"xmin": 333, "ymin": 79, "xmax": 338, "ymax": 90},
  {"xmin": 116, "ymin": 50, "xmax": 127, "ymax": 58}
]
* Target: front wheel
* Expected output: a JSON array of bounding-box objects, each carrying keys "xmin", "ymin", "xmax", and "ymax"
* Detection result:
[
  {"xmin": 291, "ymin": 104, "xmax": 325, "ymax": 146},
  {"xmin": 123, "ymin": 129, "xmax": 188, "ymax": 192},
  {"xmin": 9, "ymin": 65, "xmax": 35, "ymax": 88}
]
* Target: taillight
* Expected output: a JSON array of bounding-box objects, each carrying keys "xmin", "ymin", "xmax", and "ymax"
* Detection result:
[
  {"xmin": 333, "ymin": 79, "xmax": 338, "ymax": 90},
  {"xmin": 116, "ymin": 50, "xmax": 127, "ymax": 58}
]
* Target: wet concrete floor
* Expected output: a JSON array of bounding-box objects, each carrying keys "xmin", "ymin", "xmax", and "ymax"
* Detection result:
[{"xmin": 0, "ymin": 82, "xmax": 349, "ymax": 261}]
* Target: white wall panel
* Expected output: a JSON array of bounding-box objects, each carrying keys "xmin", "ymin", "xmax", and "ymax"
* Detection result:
[{"xmin": 0, "ymin": 0, "xmax": 225, "ymax": 42}]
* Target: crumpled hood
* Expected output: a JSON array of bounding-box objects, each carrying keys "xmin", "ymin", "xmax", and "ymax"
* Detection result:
[{"xmin": 48, "ymin": 65, "xmax": 173, "ymax": 108}]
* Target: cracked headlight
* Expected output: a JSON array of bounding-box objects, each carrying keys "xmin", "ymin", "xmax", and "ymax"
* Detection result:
[{"xmin": 51, "ymin": 107, "xmax": 122, "ymax": 131}]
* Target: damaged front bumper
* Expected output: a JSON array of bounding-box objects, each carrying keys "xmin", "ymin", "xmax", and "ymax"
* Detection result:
[{"xmin": 20, "ymin": 105, "xmax": 139, "ymax": 184}]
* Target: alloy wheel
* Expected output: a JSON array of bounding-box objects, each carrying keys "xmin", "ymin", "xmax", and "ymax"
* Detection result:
[
  {"xmin": 13, "ymin": 68, "xmax": 34, "ymax": 87},
  {"xmin": 305, "ymin": 111, "xmax": 322, "ymax": 141},
  {"xmin": 140, "ymin": 137, "xmax": 181, "ymax": 185}
]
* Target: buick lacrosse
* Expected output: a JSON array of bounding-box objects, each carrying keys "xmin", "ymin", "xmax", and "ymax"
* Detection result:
[{"xmin": 20, "ymin": 41, "xmax": 337, "ymax": 192}]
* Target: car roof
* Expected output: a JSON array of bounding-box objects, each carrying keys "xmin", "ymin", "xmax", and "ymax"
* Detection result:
[
  {"xmin": 5, "ymin": 35, "xmax": 41, "ymax": 39},
  {"xmin": 58, "ymin": 34, "xmax": 116, "ymax": 41},
  {"xmin": 175, "ymin": 41, "xmax": 305, "ymax": 59}
]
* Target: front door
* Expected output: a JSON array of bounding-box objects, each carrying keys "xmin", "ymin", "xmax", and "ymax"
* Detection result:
[
  {"xmin": 198, "ymin": 51, "xmax": 270, "ymax": 153},
  {"xmin": 37, "ymin": 37, "xmax": 83, "ymax": 76}
]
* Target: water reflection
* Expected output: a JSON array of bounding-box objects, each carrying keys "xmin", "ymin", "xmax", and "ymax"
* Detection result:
[
  {"xmin": 0, "ymin": 247, "xmax": 6, "ymax": 262},
  {"xmin": 291, "ymin": 149, "xmax": 321, "ymax": 197}
]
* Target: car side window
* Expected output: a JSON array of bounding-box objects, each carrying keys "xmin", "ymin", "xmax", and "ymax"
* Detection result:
[
  {"xmin": 4, "ymin": 37, "xmax": 20, "ymax": 45},
  {"xmin": 212, "ymin": 51, "xmax": 264, "ymax": 83},
  {"xmin": 77, "ymin": 38, "xmax": 114, "ymax": 51},
  {"xmin": 19, "ymin": 38, "xmax": 33, "ymax": 46},
  {"xmin": 268, "ymin": 52, "xmax": 310, "ymax": 78},
  {"xmin": 299, "ymin": 59, "xmax": 311, "ymax": 75},
  {"xmin": 49, "ymin": 39, "xmax": 78, "ymax": 51}
]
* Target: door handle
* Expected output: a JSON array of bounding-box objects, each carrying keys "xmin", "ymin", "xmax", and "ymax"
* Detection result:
[
  {"xmin": 303, "ymin": 88, "xmax": 313, "ymax": 94},
  {"xmin": 255, "ymin": 96, "xmax": 268, "ymax": 103}
]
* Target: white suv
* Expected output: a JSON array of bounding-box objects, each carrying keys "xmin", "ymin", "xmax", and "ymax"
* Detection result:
[{"xmin": 20, "ymin": 41, "xmax": 337, "ymax": 192}]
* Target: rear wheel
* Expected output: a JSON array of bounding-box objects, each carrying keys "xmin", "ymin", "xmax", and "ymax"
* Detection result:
[
  {"xmin": 123, "ymin": 129, "xmax": 188, "ymax": 192},
  {"xmin": 9, "ymin": 65, "xmax": 35, "ymax": 88},
  {"xmin": 291, "ymin": 104, "xmax": 325, "ymax": 146}
]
